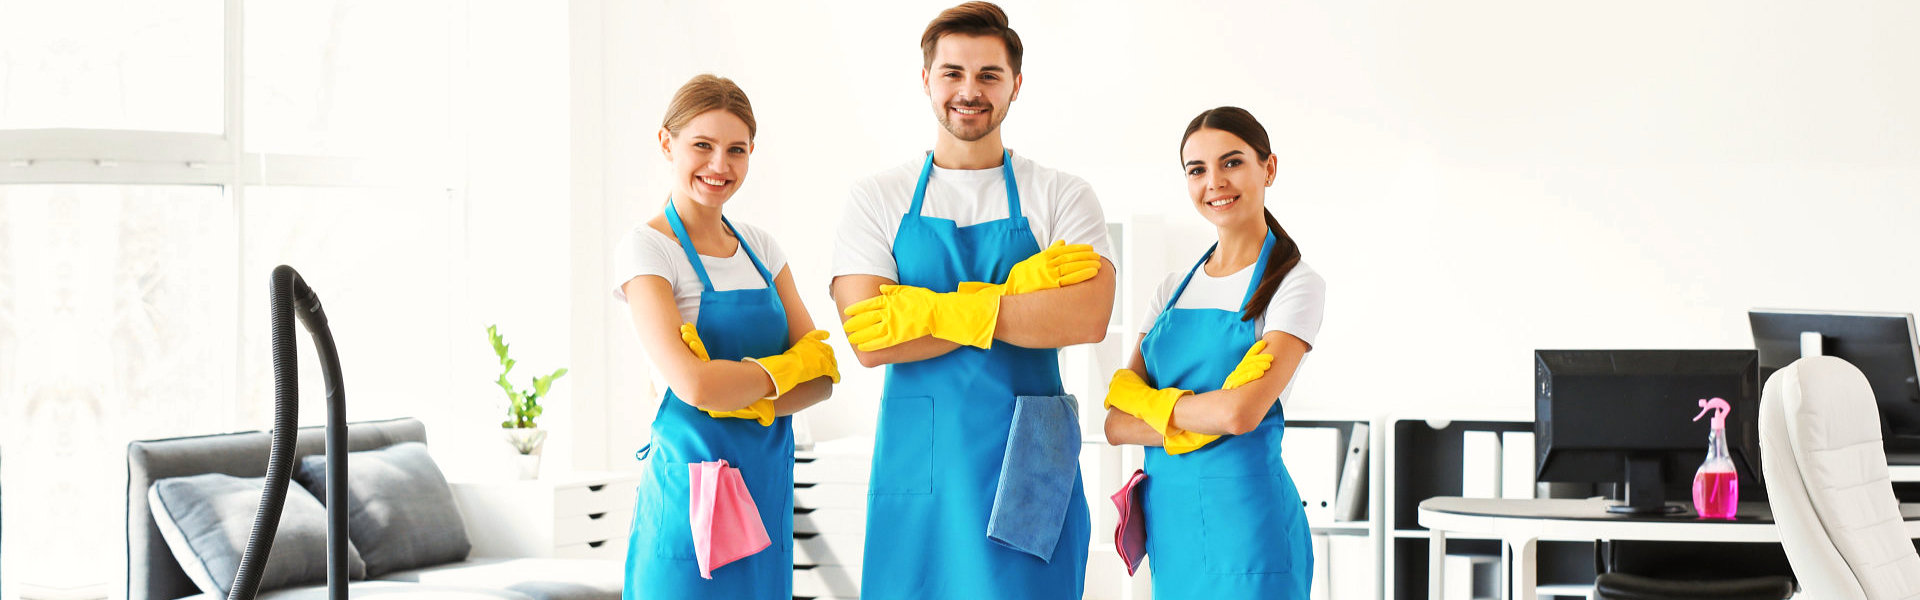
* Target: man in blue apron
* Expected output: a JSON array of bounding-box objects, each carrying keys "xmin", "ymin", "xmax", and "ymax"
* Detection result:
[{"xmin": 828, "ymin": 3, "xmax": 1116, "ymax": 598}]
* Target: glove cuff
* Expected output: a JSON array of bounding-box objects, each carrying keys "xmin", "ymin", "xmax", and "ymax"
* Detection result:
[
  {"xmin": 1140, "ymin": 388, "xmax": 1191, "ymax": 436},
  {"xmin": 744, "ymin": 356, "xmax": 787, "ymax": 399},
  {"xmin": 930, "ymin": 291, "xmax": 1000, "ymax": 349}
]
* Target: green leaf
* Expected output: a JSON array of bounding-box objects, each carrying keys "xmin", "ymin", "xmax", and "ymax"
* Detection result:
[
  {"xmin": 502, "ymin": 419, "xmax": 513, "ymax": 428},
  {"xmin": 487, "ymin": 325, "xmax": 508, "ymax": 359},
  {"xmin": 532, "ymin": 368, "xmax": 566, "ymax": 397}
]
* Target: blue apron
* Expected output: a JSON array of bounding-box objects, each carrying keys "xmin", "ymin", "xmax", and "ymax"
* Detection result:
[
  {"xmin": 624, "ymin": 201, "xmax": 794, "ymax": 600},
  {"xmin": 859, "ymin": 151, "xmax": 1091, "ymax": 599},
  {"xmin": 1139, "ymin": 231, "xmax": 1312, "ymax": 599}
]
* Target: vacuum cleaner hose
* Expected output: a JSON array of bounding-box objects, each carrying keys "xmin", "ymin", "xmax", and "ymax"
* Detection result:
[{"xmin": 229, "ymin": 266, "xmax": 348, "ymax": 600}]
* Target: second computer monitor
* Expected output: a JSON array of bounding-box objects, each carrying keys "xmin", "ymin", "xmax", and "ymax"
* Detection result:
[{"xmin": 1749, "ymin": 309, "xmax": 1920, "ymax": 464}]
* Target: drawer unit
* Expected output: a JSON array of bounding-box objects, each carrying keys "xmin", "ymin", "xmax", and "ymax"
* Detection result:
[
  {"xmin": 793, "ymin": 533, "xmax": 865, "ymax": 566},
  {"xmin": 451, "ymin": 471, "xmax": 641, "ymax": 560},
  {"xmin": 794, "ymin": 445, "xmax": 873, "ymax": 598},
  {"xmin": 794, "ymin": 482, "xmax": 868, "ymax": 510},
  {"xmin": 793, "ymin": 564, "xmax": 862, "ymax": 599}
]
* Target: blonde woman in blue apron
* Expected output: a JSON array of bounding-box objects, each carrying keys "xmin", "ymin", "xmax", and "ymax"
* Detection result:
[
  {"xmin": 1104, "ymin": 106, "xmax": 1327, "ymax": 599},
  {"xmin": 614, "ymin": 74, "xmax": 841, "ymax": 599}
]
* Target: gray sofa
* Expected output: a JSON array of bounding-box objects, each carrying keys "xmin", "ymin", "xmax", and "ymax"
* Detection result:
[{"xmin": 127, "ymin": 418, "xmax": 623, "ymax": 600}]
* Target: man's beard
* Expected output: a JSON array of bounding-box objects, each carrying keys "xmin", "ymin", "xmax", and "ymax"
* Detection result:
[{"xmin": 938, "ymin": 102, "xmax": 1002, "ymax": 142}]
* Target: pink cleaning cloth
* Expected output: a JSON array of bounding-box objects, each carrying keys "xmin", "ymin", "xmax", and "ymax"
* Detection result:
[
  {"xmin": 688, "ymin": 460, "xmax": 771, "ymax": 579},
  {"xmin": 1111, "ymin": 468, "xmax": 1148, "ymax": 575}
]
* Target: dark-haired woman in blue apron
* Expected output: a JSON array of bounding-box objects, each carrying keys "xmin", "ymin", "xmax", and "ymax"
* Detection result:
[
  {"xmin": 614, "ymin": 76, "xmax": 839, "ymax": 600},
  {"xmin": 1104, "ymin": 106, "xmax": 1326, "ymax": 599}
]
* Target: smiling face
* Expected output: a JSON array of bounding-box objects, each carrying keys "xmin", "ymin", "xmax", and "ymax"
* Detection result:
[
  {"xmin": 659, "ymin": 109, "xmax": 753, "ymax": 208},
  {"xmin": 923, "ymin": 33, "xmax": 1021, "ymax": 143},
  {"xmin": 1181, "ymin": 127, "xmax": 1277, "ymax": 229}
]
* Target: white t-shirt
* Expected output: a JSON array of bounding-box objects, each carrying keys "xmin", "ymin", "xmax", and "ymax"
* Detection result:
[
  {"xmin": 1138, "ymin": 258, "xmax": 1326, "ymax": 404},
  {"xmin": 610, "ymin": 220, "xmax": 789, "ymax": 326},
  {"xmin": 832, "ymin": 151, "xmax": 1114, "ymax": 282}
]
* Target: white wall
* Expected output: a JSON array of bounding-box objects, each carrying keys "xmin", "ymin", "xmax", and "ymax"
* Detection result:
[
  {"xmin": 588, "ymin": 0, "xmax": 1920, "ymax": 433},
  {"xmin": 444, "ymin": 0, "xmax": 575, "ymax": 477}
]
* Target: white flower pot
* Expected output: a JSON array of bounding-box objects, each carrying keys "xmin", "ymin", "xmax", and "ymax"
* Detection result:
[{"xmin": 505, "ymin": 428, "xmax": 547, "ymax": 480}]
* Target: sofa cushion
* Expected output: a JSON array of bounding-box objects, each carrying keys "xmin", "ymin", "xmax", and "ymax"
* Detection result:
[
  {"xmin": 182, "ymin": 580, "xmax": 540, "ymax": 600},
  {"xmin": 295, "ymin": 441, "xmax": 471, "ymax": 577},
  {"xmin": 376, "ymin": 558, "xmax": 623, "ymax": 600},
  {"xmin": 149, "ymin": 473, "xmax": 368, "ymax": 597},
  {"xmin": 128, "ymin": 417, "xmax": 428, "ymax": 600}
]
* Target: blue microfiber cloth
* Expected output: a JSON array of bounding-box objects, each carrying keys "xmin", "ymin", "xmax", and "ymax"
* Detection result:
[{"xmin": 987, "ymin": 394, "xmax": 1081, "ymax": 561}]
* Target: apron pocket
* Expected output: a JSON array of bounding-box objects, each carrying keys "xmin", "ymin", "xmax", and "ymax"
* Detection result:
[
  {"xmin": 746, "ymin": 465, "xmax": 794, "ymax": 552},
  {"xmin": 870, "ymin": 395, "xmax": 934, "ymax": 495},
  {"xmin": 644, "ymin": 463, "xmax": 699, "ymax": 559},
  {"xmin": 1142, "ymin": 477, "xmax": 1206, "ymax": 574},
  {"xmin": 1197, "ymin": 474, "xmax": 1300, "ymax": 574}
]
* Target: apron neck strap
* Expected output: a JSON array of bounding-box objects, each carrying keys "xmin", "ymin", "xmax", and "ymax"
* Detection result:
[
  {"xmin": 1165, "ymin": 245, "xmax": 1214, "ymax": 312},
  {"xmin": 666, "ymin": 198, "xmax": 776, "ymax": 290},
  {"xmin": 1239, "ymin": 229, "xmax": 1277, "ymax": 309},
  {"xmin": 729, "ymin": 216, "xmax": 776, "ymax": 284},
  {"xmin": 907, "ymin": 149, "xmax": 1020, "ymax": 219},
  {"xmin": 1166, "ymin": 228, "xmax": 1278, "ymax": 312}
]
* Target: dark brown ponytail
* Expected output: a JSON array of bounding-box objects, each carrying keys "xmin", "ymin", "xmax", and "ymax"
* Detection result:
[{"xmin": 1180, "ymin": 106, "xmax": 1303, "ymax": 322}]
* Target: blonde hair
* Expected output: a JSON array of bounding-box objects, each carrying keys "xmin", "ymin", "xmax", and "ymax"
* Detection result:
[{"xmin": 660, "ymin": 74, "xmax": 757, "ymax": 140}]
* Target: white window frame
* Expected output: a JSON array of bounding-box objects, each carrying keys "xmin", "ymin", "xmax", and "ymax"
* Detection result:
[
  {"xmin": 0, "ymin": 1, "xmax": 467, "ymax": 595},
  {"xmin": 0, "ymin": 0, "xmax": 466, "ymax": 404},
  {"xmin": 0, "ymin": 1, "xmax": 464, "ymax": 189}
]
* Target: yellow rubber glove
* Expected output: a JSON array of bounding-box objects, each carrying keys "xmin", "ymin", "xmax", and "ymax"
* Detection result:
[
  {"xmin": 842, "ymin": 285, "xmax": 999, "ymax": 351},
  {"xmin": 1162, "ymin": 429, "xmax": 1220, "ymax": 455},
  {"xmin": 1164, "ymin": 341, "xmax": 1278, "ymax": 454},
  {"xmin": 1107, "ymin": 369, "xmax": 1226, "ymax": 455},
  {"xmin": 680, "ymin": 322, "xmax": 710, "ymax": 361},
  {"xmin": 680, "ymin": 323, "xmax": 776, "ymax": 426},
  {"xmin": 954, "ymin": 240, "xmax": 1103, "ymax": 296},
  {"xmin": 1102, "ymin": 369, "xmax": 1192, "ymax": 437},
  {"xmin": 747, "ymin": 330, "xmax": 841, "ymax": 399},
  {"xmin": 1222, "ymin": 340, "xmax": 1274, "ymax": 390}
]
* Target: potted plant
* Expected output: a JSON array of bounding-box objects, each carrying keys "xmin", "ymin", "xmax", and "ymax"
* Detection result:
[{"xmin": 488, "ymin": 324, "xmax": 568, "ymax": 479}]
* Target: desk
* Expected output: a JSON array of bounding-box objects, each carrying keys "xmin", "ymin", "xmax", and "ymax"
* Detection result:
[{"xmin": 1417, "ymin": 497, "xmax": 1920, "ymax": 600}]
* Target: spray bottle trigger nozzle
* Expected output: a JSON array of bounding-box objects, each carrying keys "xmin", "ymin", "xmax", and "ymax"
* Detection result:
[{"xmin": 1693, "ymin": 397, "xmax": 1731, "ymax": 429}]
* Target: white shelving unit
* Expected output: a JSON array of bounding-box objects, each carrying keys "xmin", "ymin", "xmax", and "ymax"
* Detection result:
[
  {"xmin": 1380, "ymin": 411, "xmax": 1603, "ymax": 600},
  {"xmin": 1287, "ymin": 409, "xmax": 1388, "ymax": 600}
]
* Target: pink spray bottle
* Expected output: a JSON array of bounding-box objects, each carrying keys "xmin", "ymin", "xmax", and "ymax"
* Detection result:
[{"xmin": 1691, "ymin": 397, "xmax": 1739, "ymax": 519}]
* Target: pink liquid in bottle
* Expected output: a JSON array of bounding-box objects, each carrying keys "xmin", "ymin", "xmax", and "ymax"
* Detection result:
[
  {"xmin": 1693, "ymin": 470, "xmax": 1739, "ymax": 519},
  {"xmin": 1691, "ymin": 399, "xmax": 1740, "ymax": 519}
]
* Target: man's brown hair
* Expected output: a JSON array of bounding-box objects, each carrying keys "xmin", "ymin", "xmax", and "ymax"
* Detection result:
[{"xmin": 920, "ymin": 2, "xmax": 1024, "ymax": 74}]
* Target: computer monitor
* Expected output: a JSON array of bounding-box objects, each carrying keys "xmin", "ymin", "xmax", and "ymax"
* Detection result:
[
  {"xmin": 1749, "ymin": 309, "xmax": 1920, "ymax": 464},
  {"xmin": 1535, "ymin": 349, "xmax": 1761, "ymax": 515}
]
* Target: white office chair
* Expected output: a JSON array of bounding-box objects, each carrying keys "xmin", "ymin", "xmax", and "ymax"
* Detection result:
[{"xmin": 1760, "ymin": 356, "xmax": 1920, "ymax": 600}]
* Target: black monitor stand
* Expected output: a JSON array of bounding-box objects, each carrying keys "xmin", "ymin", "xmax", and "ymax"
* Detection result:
[{"xmin": 1611, "ymin": 455, "xmax": 1685, "ymax": 515}]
